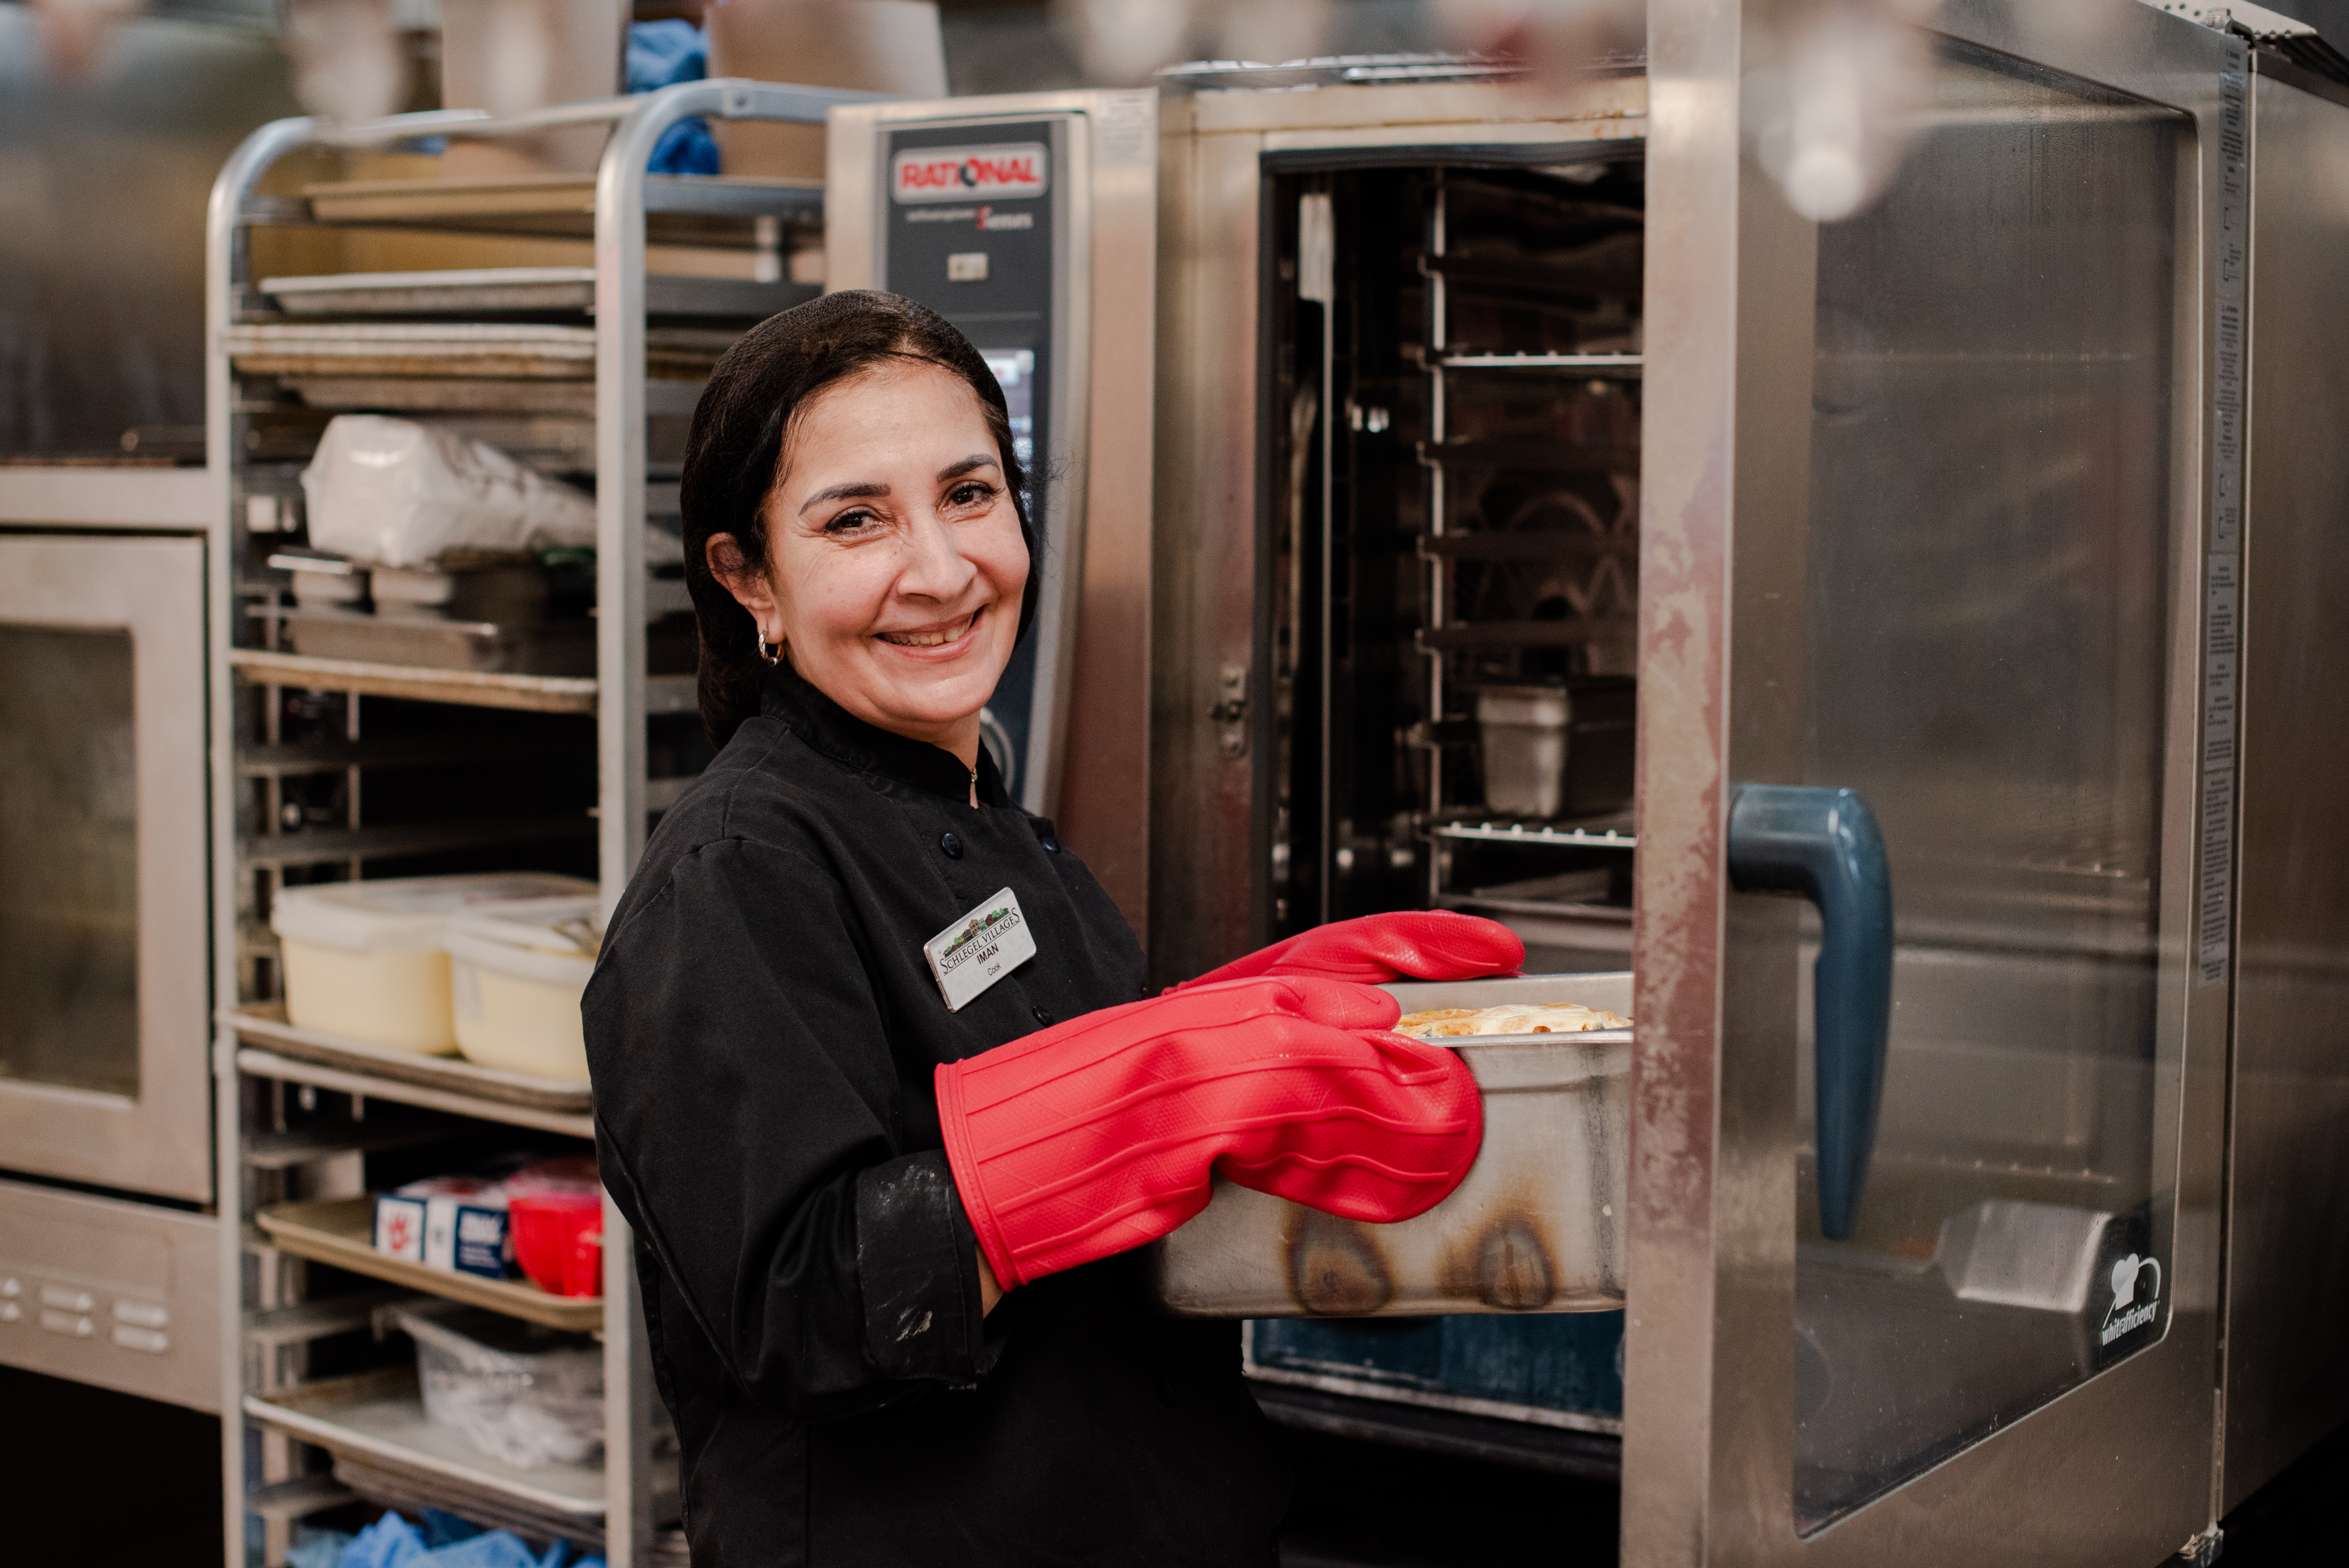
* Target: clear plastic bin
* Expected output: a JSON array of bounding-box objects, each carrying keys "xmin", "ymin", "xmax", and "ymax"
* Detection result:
[{"xmin": 382, "ymin": 1299, "xmax": 603, "ymax": 1468}]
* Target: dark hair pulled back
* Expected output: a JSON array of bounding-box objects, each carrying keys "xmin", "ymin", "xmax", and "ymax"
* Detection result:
[{"xmin": 680, "ymin": 289, "xmax": 1035, "ymax": 747}]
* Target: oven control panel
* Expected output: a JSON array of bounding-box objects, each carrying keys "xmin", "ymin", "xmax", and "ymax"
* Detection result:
[{"xmin": 0, "ymin": 1175, "xmax": 218, "ymax": 1413}]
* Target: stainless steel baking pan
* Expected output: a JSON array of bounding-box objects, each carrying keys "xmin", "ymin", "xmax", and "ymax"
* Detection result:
[
  {"xmin": 259, "ymin": 266, "xmax": 816, "ymax": 321},
  {"xmin": 284, "ymin": 607, "xmax": 593, "ymax": 676},
  {"xmin": 1150, "ymin": 971, "xmax": 1631, "ymax": 1318}
]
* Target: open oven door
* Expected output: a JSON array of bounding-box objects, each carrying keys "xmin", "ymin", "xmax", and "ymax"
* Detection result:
[{"xmin": 1628, "ymin": 1, "xmax": 2236, "ymax": 1562}]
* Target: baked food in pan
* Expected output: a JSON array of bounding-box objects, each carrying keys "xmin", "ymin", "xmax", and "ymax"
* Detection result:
[{"xmin": 1393, "ymin": 1001, "xmax": 1630, "ymax": 1039}]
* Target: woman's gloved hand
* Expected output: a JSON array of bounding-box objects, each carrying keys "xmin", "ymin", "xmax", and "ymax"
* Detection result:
[
  {"xmin": 936, "ymin": 976, "xmax": 1483, "ymax": 1291},
  {"xmin": 1167, "ymin": 910, "xmax": 1525, "ymax": 993}
]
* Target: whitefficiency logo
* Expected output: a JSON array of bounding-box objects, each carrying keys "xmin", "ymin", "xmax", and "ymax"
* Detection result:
[
  {"xmin": 892, "ymin": 143, "xmax": 1049, "ymax": 203},
  {"xmin": 2100, "ymin": 1253, "xmax": 2161, "ymax": 1346}
]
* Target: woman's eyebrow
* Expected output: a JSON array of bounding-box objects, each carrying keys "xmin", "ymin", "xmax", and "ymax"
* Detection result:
[
  {"xmin": 938, "ymin": 454, "xmax": 1000, "ymax": 482},
  {"xmin": 798, "ymin": 480, "xmax": 889, "ymax": 515}
]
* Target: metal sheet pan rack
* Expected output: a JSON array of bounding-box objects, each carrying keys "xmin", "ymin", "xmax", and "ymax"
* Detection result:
[
  {"xmin": 208, "ymin": 82, "xmax": 877, "ymax": 1568},
  {"xmin": 1413, "ymin": 170, "xmax": 1643, "ymax": 968}
]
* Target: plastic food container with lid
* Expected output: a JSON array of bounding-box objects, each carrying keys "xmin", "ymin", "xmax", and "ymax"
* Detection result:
[
  {"xmin": 270, "ymin": 873, "xmax": 595, "ymax": 1053},
  {"xmin": 446, "ymin": 896, "xmax": 603, "ymax": 1081},
  {"xmin": 382, "ymin": 1299, "xmax": 604, "ymax": 1469}
]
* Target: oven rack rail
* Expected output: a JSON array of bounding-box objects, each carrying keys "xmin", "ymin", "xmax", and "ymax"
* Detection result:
[{"xmin": 1432, "ymin": 817, "xmax": 1637, "ymax": 849}]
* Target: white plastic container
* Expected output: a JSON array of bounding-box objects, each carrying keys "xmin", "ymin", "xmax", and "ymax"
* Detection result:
[
  {"xmin": 446, "ymin": 896, "xmax": 601, "ymax": 1081},
  {"xmin": 270, "ymin": 873, "xmax": 595, "ymax": 1053}
]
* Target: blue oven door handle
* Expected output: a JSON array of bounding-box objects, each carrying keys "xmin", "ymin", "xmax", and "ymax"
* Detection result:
[{"xmin": 1725, "ymin": 784, "xmax": 1894, "ymax": 1241}]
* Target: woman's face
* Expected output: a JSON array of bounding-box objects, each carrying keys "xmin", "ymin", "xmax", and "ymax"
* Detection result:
[{"xmin": 714, "ymin": 358, "xmax": 1029, "ymax": 757}]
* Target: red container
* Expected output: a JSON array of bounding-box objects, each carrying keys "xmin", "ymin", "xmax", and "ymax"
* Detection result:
[{"xmin": 506, "ymin": 1159, "xmax": 604, "ymax": 1298}]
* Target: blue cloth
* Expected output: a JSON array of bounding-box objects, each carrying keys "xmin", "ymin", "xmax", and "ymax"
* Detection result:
[
  {"xmin": 419, "ymin": 1510, "xmax": 486, "ymax": 1549},
  {"xmin": 336, "ymin": 1512, "xmax": 585, "ymax": 1568},
  {"xmin": 627, "ymin": 20, "xmax": 706, "ymax": 89},
  {"xmin": 413, "ymin": 1532, "xmax": 538, "ymax": 1568},
  {"xmin": 340, "ymin": 1513, "xmax": 427, "ymax": 1568},
  {"xmin": 627, "ymin": 21, "xmax": 720, "ymax": 175},
  {"xmin": 289, "ymin": 1528, "xmax": 353, "ymax": 1568}
]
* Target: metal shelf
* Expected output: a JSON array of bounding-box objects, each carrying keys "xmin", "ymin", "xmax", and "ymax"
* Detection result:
[
  {"xmin": 300, "ymin": 172, "xmax": 823, "ymax": 240},
  {"xmin": 258, "ymin": 1199, "xmax": 603, "ymax": 1333},
  {"xmin": 1419, "ymin": 531, "xmax": 1635, "ymax": 562},
  {"xmin": 1417, "ymin": 617, "xmax": 1638, "ymax": 651},
  {"xmin": 249, "ymin": 1289, "xmax": 415, "ymax": 1357},
  {"xmin": 1419, "ymin": 438, "xmax": 1641, "ymax": 474},
  {"xmin": 259, "ymin": 266, "xmax": 815, "ymax": 321},
  {"xmin": 237, "ymin": 817, "xmax": 594, "ymax": 870},
  {"xmin": 246, "ymin": 1369, "xmax": 619, "ymax": 1521},
  {"xmin": 226, "ymin": 1006, "xmax": 595, "ymax": 1135},
  {"xmin": 246, "ymin": 1474, "xmax": 360, "ymax": 1526},
  {"xmin": 225, "ymin": 322, "xmax": 736, "ymax": 381},
  {"xmin": 231, "ymin": 648, "xmax": 695, "ymax": 717},
  {"xmin": 231, "ymin": 648, "xmax": 598, "ymax": 713},
  {"xmin": 238, "ymin": 734, "xmax": 579, "ymax": 779},
  {"xmin": 234, "ymin": 1049, "xmax": 595, "ymax": 1140},
  {"xmin": 1432, "ymin": 816, "xmax": 1637, "ymax": 849},
  {"xmin": 1441, "ymin": 352, "xmax": 1644, "ymax": 374}
]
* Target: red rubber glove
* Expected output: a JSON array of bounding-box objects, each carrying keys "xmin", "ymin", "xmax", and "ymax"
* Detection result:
[
  {"xmin": 936, "ymin": 976, "xmax": 1483, "ymax": 1290},
  {"xmin": 1168, "ymin": 910, "xmax": 1525, "ymax": 993}
]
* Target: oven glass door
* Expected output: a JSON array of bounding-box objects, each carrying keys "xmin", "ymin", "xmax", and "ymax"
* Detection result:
[
  {"xmin": 0, "ymin": 536, "xmax": 209, "ymax": 1201},
  {"xmin": 1630, "ymin": 3, "xmax": 2232, "ymax": 1561}
]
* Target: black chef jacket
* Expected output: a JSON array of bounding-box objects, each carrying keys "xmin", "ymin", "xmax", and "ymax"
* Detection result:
[{"xmin": 584, "ymin": 664, "xmax": 1290, "ymax": 1568}]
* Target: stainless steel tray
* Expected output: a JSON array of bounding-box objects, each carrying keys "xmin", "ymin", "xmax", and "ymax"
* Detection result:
[
  {"xmin": 1150, "ymin": 972, "xmax": 1631, "ymax": 1318},
  {"xmin": 246, "ymin": 1367, "xmax": 627, "ymax": 1520},
  {"xmin": 259, "ymin": 266, "xmax": 815, "ymax": 321},
  {"xmin": 284, "ymin": 607, "xmax": 594, "ymax": 676},
  {"xmin": 224, "ymin": 322, "xmax": 739, "ymax": 381}
]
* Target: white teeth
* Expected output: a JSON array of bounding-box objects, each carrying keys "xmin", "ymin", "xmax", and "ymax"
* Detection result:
[{"xmin": 880, "ymin": 611, "xmax": 978, "ymax": 649}]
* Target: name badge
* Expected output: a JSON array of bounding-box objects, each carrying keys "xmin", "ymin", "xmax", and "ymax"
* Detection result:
[{"xmin": 923, "ymin": 886, "xmax": 1038, "ymax": 1012}]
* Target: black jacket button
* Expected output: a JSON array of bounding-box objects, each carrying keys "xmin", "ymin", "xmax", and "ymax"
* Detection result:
[
  {"xmin": 1041, "ymin": 834, "xmax": 1062, "ymax": 854},
  {"xmin": 1031, "ymin": 1006, "xmax": 1054, "ymax": 1027},
  {"xmin": 940, "ymin": 831, "xmax": 964, "ymax": 858}
]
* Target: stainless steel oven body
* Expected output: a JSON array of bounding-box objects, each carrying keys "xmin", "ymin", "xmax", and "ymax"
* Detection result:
[
  {"xmin": 0, "ymin": 478, "xmax": 225, "ymax": 1415},
  {"xmin": 2219, "ymin": 46, "xmax": 2349, "ymax": 1519},
  {"xmin": 796, "ymin": 22, "xmax": 2349, "ymax": 1555},
  {"xmin": 1139, "ymin": 4, "xmax": 2349, "ymax": 1558}
]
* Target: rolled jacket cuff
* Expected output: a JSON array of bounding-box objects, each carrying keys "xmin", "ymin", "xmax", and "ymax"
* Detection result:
[{"xmin": 854, "ymin": 1149, "xmax": 996, "ymax": 1385}]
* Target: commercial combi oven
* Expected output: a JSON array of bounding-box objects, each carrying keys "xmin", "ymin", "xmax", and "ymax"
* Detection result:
[{"xmin": 831, "ymin": 3, "xmax": 2349, "ymax": 1558}]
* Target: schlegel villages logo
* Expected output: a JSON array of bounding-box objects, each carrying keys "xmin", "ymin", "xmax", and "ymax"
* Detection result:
[
  {"xmin": 2100, "ymin": 1253, "xmax": 2162, "ymax": 1346},
  {"xmin": 939, "ymin": 904, "xmax": 1023, "ymax": 973},
  {"xmin": 892, "ymin": 143, "xmax": 1049, "ymax": 204}
]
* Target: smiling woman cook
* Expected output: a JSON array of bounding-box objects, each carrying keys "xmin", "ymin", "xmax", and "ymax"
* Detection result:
[{"xmin": 584, "ymin": 291, "xmax": 1523, "ymax": 1567}]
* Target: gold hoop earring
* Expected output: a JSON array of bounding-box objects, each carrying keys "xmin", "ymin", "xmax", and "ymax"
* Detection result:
[{"xmin": 756, "ymin": 631, "xmax": 781, "ymax": 666}]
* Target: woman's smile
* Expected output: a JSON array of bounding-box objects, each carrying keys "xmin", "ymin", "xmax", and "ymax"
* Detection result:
[{"xmin": 877, "ymin": 605, "xmax": 984, "ymax": 653}]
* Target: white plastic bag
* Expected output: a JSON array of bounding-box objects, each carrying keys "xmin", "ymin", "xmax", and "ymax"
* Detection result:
[
  {"xmin": 301, "ymin": 415, "xmax": 596, "ymax": 569},
  {"xmin": 387, "ymin": 1300, "xmax": 604, "ymax": 1470}
]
